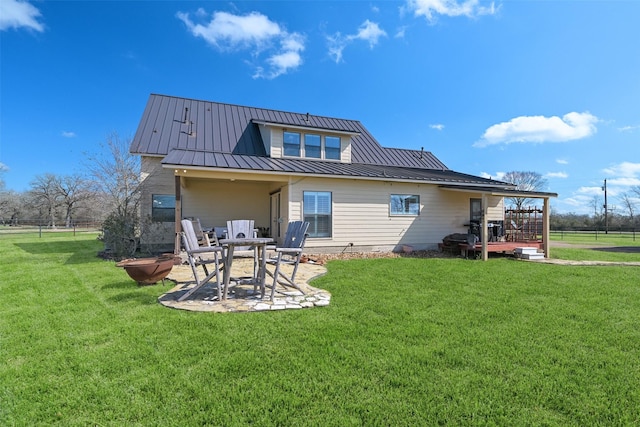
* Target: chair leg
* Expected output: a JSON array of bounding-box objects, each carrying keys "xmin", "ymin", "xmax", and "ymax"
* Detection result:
[{"xmin": 269, "ymin": 253, "xmax": 283, "ymax": 301}]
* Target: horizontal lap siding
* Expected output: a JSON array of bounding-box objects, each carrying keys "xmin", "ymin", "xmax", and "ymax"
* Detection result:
[
  {"xmin": 182, "ymin": 179, "xmax": 270, "ymax": 231},
  {"xmin": 289, "ymin": 178, "xmax": 443, "ymax": 249}
]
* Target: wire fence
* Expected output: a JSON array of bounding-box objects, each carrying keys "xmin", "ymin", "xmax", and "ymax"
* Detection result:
[
  {"xmin": 0, "ymin": 218, "xmax": 103, "ymax": 236},
  {"xmin": 551, "ymin": 228, "xmax": 638, "ymax": 242}
]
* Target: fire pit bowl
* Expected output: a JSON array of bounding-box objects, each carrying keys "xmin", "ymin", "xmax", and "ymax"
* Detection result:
[{"xmin": 116, "ymin": 255, "xmax": 175, "ymax": 285}]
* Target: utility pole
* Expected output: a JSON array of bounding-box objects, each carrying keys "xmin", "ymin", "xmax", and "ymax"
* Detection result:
[{"xmin": 602, "ymin": 179, "xmax": 609, "ymax": 234}]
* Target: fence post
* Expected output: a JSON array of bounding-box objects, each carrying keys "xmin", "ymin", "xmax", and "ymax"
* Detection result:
[{"xmin": 39, "ymin": 224, "xmax": 42, "ymax": 238}]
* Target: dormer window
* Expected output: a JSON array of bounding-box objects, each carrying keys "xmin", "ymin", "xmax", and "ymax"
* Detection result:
[
  {"xmin": 305, "ymin": 134, "xmax": 321, "ymax": 158},
  {"xmin": 283, "ymin": 131, "xmax": 342, "ymax": 161},
  {"xmin": 325, "ymin": 136, "xmax": 340, "ymax": 160},
  {"xmin": 283, "ymin": 131, "xmax": 301, "ymax": 156}
]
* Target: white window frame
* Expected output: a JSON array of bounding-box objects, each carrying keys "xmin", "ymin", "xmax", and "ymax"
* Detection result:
[{"xmin": 390, "ymin": 194, "xmax": 420, "ymax": 216}]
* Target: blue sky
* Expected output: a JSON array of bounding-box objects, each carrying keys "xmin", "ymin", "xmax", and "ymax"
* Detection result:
[{"xmin": 1, "ymin": 0, "xmax": 639, "ymax": 214}]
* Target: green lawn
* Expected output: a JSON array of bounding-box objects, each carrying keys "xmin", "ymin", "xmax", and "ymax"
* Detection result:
[{"xmin": 1, "ymin": 232, "xmax": 639, "ymax": 426}]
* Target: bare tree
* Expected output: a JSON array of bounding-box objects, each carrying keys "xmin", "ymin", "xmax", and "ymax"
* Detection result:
[
  {"xmin": 0, "ymin": 190, "xmax": 23, "ymax": 225},
  {"xmin": 55, "ymin": 174, "xmax": 94, "ymax": 227},
  {"xmin": 28, "ymin": 173, "xmax": 62, "ymax": 227},
  {"xmin": 85, "ymin": 132, "xmax": 142, "ymax": 257},
  {"xmin": 502, "ymin": 171, "xmax": 548, "ymax": 210}
]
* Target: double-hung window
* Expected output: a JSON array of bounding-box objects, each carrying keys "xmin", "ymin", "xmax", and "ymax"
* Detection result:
[
  {"xmin": 283, "ymin": 131, "xmax": 301, "ymax": 157},
  {"xmin": 390, "ymin": 194, "xmax": 420, "ymax": 216},
  {"xmin": 303, "ymin": 191, "xmax": 332, "ymax": 238},
  {"xmin": 325, "ymin": 136, "xmax": 341, "ymax": 160},
  {"xmin": 305, "ymin": 134, "xmax": 321, "ymax": 158},
  {"xmin": 283, "ymin": 131, "xmax": 341, "ymax": 160}
]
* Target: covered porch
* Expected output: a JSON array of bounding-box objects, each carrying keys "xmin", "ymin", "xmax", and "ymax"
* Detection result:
[{"xmin": 439, "ymin": 185, "xmax": 558, "ymax": 261}]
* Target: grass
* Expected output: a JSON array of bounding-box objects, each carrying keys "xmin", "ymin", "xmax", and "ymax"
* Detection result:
[
  {"xmin": 1, "ymin": 232, "xmax": 639, "ymax": 425},
  {"xmin": 550, "ymin": 231, "xmax": 640, "ymax": 262}
]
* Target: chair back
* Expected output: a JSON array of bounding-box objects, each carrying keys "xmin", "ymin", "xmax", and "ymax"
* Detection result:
[
  {"xmin": 282, "ymin": 221, "xmax": 309, "ymax": 249},
  {"xmin": 226, "ymin": 220, "xmax": 255, "ymax": 239},
  {"xmin": 181, "ymin": 219, "xmax": 200, "ymax": 251}
]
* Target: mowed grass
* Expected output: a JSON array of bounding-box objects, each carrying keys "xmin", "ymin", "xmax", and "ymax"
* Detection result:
[
  {"xmin": 1, "ymin": 232, "xmax": 639, "ymax": 425},
  {"xmin": 550, "ymin": 231, "xmax": 640, "ymax": 262}
]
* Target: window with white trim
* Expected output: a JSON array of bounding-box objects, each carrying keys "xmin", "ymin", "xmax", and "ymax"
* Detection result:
[
  {"xmin": 283, "ymin": 131, "xmax": 301, "ymax": 157},
  {"xmin": 390, "ymin": 194, "xmax": 420, "ymax": 216},
  {"xmin": 282, "ymin": 131, "xmax": 341, "ymax": 160},
  {"xmin": 325, "ymin": 136, "xmax": 341, "ymax": 160},
  {"xmin": 305, "ymin": 134, "xmax": 321, "ymax": 158},
  {"xmin": 303, "ymin": 191, "xmax": 332, "ymax": 237}
]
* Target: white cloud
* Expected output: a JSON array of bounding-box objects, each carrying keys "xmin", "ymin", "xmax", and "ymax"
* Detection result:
[
  {"xmin": 545, "ymin": 172, "xmax": 568, "ymax": 179},
  {"xmin": 603, "ymin": 161, "xmax": 640, "ymax": 179},
  {"xmin": 474, "ymin": 112, "xmax": 599, "ymax": 147},
  {"xmin": 328, "ymin": 20, "xmax": 387, "ymax": 63},
  {"xmin": 576, "ymin": 186, "xmax": 603, "ymax": 196},
  {"xmin": 61, "ymin": 131, "xmax": 76, "ymax": 138},
  {"xmin": 395, "ymin": 26, "xmax": 407, "ymax": 38},
  {"xmin": 556, "ymin": 159, "xmax": 569, "ymax": 165},
  {"xmin": 0, "ymin": 162, "xmax": 9, "ymax": 172},
  {"xmin": 177, "ymin": 10, "xmax": 304, "ymax": 78},
  {"xmin": 406, "ymin": 0, "xmax": 498, "ymax": 22},
  {"xmin": 429, "ymin": 123, "xmax": 445, "ymax": 130},
  {"xmin": 0, "ymin": 0, "xmax": 44, "ymax": 32},
  {"xmin": 608, "ymin": 177, "xmax": 640, "ymax": 186},
  {"xmin": 618, "ymin": 124, "xmax": 640, "ymax": 133},
  {"xmin": 480, "ymin": 171, "xmax": 505, "ymax": 180}
]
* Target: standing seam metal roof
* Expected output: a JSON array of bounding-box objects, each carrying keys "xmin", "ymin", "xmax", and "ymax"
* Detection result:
[{"xmin": 131, "ymin": 94, "xmax": 510, "ymax": 188}]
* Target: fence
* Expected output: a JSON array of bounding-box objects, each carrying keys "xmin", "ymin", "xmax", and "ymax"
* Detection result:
[
  {"xmin": 551, "ymin": 228, "xmax": 637, "ymax": 242},
  {"xmin": 0, "ymin": 218, "xmax": 103, "ymax": 236}
]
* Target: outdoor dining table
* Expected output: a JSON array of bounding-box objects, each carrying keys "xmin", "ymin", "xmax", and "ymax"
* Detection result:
[{"xmin": 219, "ymin": 237, "xmax": 274, "ymax": 300}]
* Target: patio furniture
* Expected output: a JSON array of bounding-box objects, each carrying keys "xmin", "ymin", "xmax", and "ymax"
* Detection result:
[
  {"xmin": 265, "ymin": 221, "xmax": 310, "ymax": 300},
  {"xmin": 219, "ymin": 237, "xmax": 274, "ymax": 299},
  {"xmin": 226, "ymin": 220, "xmax": 257, "ymax": 250},
  {"xmin": 179, "ymin": 219, "xmax": 224, "ymax": 301},
  {"xmin": 186, "ymin": 217, "xmax": 217, "ymax": 246}
]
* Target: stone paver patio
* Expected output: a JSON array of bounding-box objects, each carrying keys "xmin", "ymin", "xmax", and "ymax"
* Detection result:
[{"xmin": 158, "ymin": 257, "xmax": 330, "ymax": 313}]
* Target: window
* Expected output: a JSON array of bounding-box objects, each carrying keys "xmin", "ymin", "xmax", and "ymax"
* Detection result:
[
  {"xmin": 304, "ymin": 191, "xmax": 332, "ymax": 238},
  {"xmin": 283, "ymin": 131, "xmax": 341, "ymax": 160},
  {"xmin": 152, "ymin": 194, "xmax": 176, "ymax": 222},
  {"xmin": 305, "ymin": 134, "xmax": 321, "ymax": 158},
  {"xmin": 283, "ymin": 131, "xmax": 301, "ymax": 157},
  {"xmin": 325, "ymin": 136, "xmax": 341, "ymax": 160},
  {"xmin": 390, "ymin": 194, "xmax": 420, "ymax": 216}
]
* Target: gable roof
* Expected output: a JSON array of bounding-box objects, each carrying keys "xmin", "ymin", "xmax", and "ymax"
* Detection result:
[{"xmin": 131, "ymin": 94, "xmax": 514, "ymax": 188}]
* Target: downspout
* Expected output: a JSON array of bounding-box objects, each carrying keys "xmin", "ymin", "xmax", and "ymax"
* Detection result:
[{"xmin": 174, "ymin": 175, "xmax": 182, "ymax": 255}]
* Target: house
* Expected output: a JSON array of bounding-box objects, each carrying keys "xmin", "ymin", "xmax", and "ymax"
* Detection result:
[{"xmin": 130, "ymin": 94, "xmax": 557, "ymax": 259}]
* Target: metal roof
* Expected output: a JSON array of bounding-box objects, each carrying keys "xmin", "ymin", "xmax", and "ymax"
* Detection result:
[
  {"xmin": 439, "ymin": 185, "xmax": 557, "ymax": 198},
  {"xmin": 131, "ymin": 94, "xmax": 510, "ymax": 187},
  {"xmin": 163, "ymin": 149, "xmax": 515, "ymax": 186}
]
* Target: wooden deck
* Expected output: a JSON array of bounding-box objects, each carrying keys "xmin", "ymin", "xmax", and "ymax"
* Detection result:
[{"xmin": 458, "ymin": 241, "xmax": 543, "ymax": 258}]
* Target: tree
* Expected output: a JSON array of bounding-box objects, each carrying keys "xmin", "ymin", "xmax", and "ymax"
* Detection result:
[
  {"xmin": 55, "ymin": 174, "xmax": 94, "ymax": 227},
  {"xmin": 28, "ymin": 173, "xmax": 62, "ymax": 227},
  {"xmin": 85, "ymin": 132, "xmax": 142, "ymax": 258},
  {"xmin": 502, "ymin": 171, "xmax": 548, "ymax": 210},
  {"xmin": 0, "ymin": 190, "xmax": 23, "ymax": 225}
]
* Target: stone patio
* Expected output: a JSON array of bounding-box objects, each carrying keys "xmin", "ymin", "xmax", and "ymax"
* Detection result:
[{"xmin": 158, "ymin": 257, "xmax": 331, "ymax": 313}]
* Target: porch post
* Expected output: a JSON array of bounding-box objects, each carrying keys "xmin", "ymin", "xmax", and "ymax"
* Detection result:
[
  {"xmin": 543, "ymin": 197, "xmax": 550, "ymax": 258},
  {"xmin": 174, "ymin": 174, "xmax": 182, "ymax": 255},
  {"xmin": 481, "ymin": 193, "xmax": 488, "ymax": 261}
]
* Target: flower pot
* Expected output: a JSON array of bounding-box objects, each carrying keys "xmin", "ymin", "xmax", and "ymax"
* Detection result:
[{"xmin": 116, "ymin": 255, "xmax": 174, "ymax": 285}]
